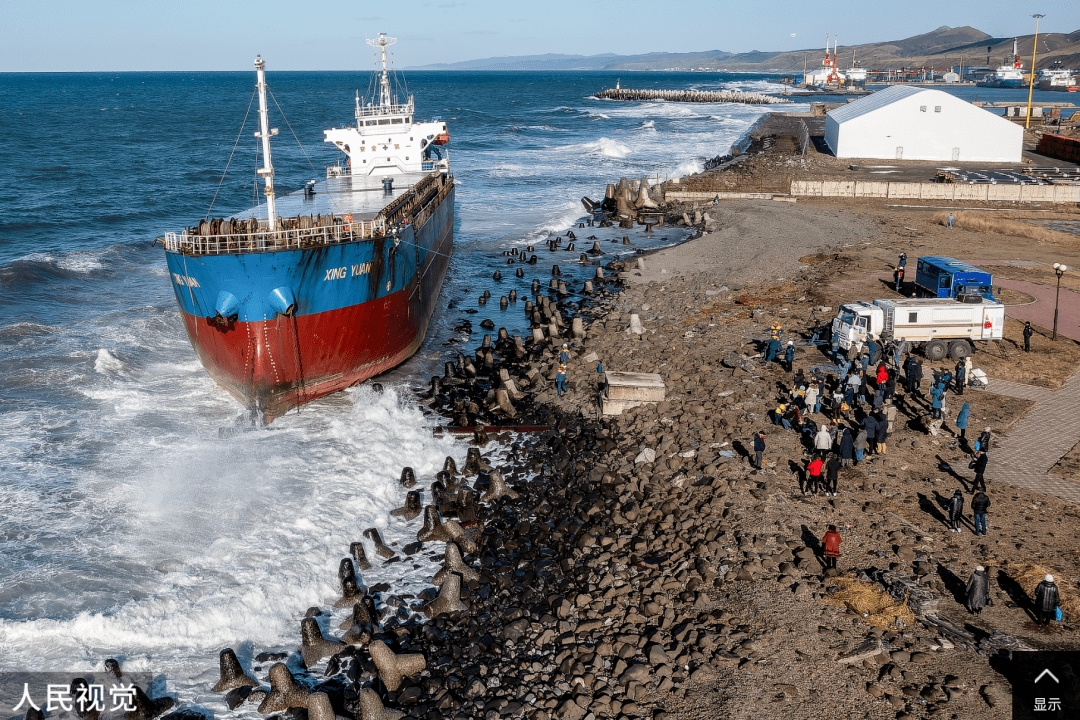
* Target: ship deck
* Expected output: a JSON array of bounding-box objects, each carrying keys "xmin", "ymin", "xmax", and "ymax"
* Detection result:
[{"xmin": 233, "ymin": 171, "xmax": 433, "ymax": 222}]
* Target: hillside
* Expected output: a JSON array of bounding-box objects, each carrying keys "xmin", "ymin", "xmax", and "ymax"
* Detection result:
[{"xmin": 408, "ymin": 26, "xmax": 1080, "ymax": 72}]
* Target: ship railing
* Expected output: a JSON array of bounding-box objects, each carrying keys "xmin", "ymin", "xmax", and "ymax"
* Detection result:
[
  {"xmin": 354, "ymin": 99, "xmax": 415, "ymax": 118},
  {"xmin": 163, "ymin": 219, "xmax": 387, "ymax": 256}
]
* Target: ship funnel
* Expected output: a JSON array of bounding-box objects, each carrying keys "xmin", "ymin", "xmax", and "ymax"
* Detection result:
[
  {"xmin": 268, "ymin": 287, "xmax": 296, "ymax": 316},
  {"xmin": 215, "ymin": 291, "xmax": 239, "ymax": 320}
]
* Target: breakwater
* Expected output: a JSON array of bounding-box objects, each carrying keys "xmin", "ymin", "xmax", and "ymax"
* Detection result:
[{"xmin": 596, "ymin": 87, "xmax": 792, "ymax": 105}]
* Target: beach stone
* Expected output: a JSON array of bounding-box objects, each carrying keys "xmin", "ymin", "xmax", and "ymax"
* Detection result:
[
  {"xmin": 258, "ymin": 664, "xmax": 309, "ymax": 714},
  {"xmin": 555, "ymin": 699, "xmax": 587, "ymax": 720},
  {"xmin": 618, "ymin": 664, "xmax": 649, "ymax": 686}
]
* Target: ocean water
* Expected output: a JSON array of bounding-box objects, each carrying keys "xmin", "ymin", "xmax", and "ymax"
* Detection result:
[{"xmin": 0, "ymin": 68, "xmax": 795, "ymax": 704}]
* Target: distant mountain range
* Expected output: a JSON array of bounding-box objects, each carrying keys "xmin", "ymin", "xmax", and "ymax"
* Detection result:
[{"xmin": 408, "ymin": 26, "xmax": 1080, "ymax": 72}]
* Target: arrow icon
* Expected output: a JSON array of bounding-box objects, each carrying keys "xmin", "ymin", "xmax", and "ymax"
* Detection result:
[{"xmin": 1035, "ymin": 669, "xmax": 1060, "ymax": 684}]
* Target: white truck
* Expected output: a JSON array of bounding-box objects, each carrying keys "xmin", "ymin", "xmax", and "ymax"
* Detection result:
[{"xmin": 832, "ymin": 297, "xmax": 1005, "ymax": 361}]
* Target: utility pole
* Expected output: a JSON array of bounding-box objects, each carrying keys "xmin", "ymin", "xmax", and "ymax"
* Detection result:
[{"xmin": 1026, "ymin": 14, "xmax": 1045, "ymax": 128}]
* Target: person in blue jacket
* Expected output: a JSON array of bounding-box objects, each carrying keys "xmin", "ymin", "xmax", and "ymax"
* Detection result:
[
  {"xmin": 784, "ymin": 341, "xmax": 795, "ymax": 372},
  {"xmin": 955, "ymin": 402, "xmax": 970, "ymax": 442},
  {"xmin": 556, "ymin": 364, "xmax": 567, "ymax": 396},
  {"xmin": 765, "ymin": 337, "xmax": 781, "ymax": 364}
]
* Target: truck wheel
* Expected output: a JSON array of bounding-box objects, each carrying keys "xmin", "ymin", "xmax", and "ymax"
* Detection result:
[
  {"xmin": 949, "ymin": 340, "xmax": 972, "ymax": 359},
  {"xmin": 925, "ymin": 340, "xmax": 948, "ymax": 361}
]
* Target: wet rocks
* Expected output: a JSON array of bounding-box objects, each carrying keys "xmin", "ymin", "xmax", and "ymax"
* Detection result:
[
  {"xmin": 363, "ymin": 528, "xmax": 396, "ymax": 560},
  {"xmin": 211, "ymin": 648, "xmax": 258, "ymax": 692},
  {"xmin": 257, "ymin": 664, "xmax": 309, "ymax": 714},
  {"xmin": 300, "ymin": 617, "xmax": 344, "ymax": 667},
  {"xmin": 389, "ymin": 490, "xmax": 422, "ymax": 521}
]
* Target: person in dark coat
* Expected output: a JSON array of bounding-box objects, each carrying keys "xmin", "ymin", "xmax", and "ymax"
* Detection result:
[
  {"xmin": 784, "ymin": 341, "xmax": 795, "ymax": 372},
  {"xmin": 753, "ymin": 432, "xmax": 766, "ymax": 470},
  {"xmin": 1033, "ymin": 575, "xmax": 1060, "ymax": 626},
  {"xmin": 862, "ymin": 414, "xmax": 878, "ymax": 453},
  {"xmin": 971, "ymin": 490, "xmax": 990, "ymax": 535},
  {"xmin": 904, "ymin": 354, "xmax": 917, "ymax": 394},
  {"xmin": 966, "ymin": 566, "xmax": 989, "ymax": 614},
  {"xmin": 912, "ymin": 358, "xmax": 924, "ymax": 395},
  {"xmin": 1023, "ymin": 321, "xmax": 1034, "ymax": 352},
  {"xmin": 824, "ymin": 454, "xmax": 841, "ymax": 496},
  {"xmin": 955, "ymin": 359, "xmax": 967, "ymax": 395},
  {"xmin": 975, "ymin": 427, "xmax": 992, "ymax": 453},
  {"xmin": 875, "ymin": 412, "xmax": 889, "ymax": 454},
  {"xmin": 948, "ymin": 489, "xmax": 965, "ymax": 532},
  {"xmin": 969, "ymin": 451, "xmax": 988, "ymax": 493},
  {"xmin": 821, "ymin": 524, "xmax": 842, "ymax": 570},
  {"xmin": 839, "ymin": 428, "xmax": 854, "ymax": 467},
  {"xmin": 883, "ymin": 372, "xmax": 897, "ymax": 402}
]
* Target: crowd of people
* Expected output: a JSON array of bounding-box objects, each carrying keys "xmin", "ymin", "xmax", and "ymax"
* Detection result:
[{"xmin": 752, "ymin": 318, "xmax": 1065, "ymax": 629}]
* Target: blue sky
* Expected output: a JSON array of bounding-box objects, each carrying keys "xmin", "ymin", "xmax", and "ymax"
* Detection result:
[{"xmin": 3, "ymin": 0, "xmax": 1078, "ymax": 71}]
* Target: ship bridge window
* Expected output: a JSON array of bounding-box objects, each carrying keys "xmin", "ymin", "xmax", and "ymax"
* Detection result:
[
  {"xmin": 935, "ymin": 106, "xmax": 942, "ymax": 113},
  {"xmin": 391, "ymin": 118, "xmax": 403, "ymax": 124},
  {"xmin": 365, "ymin": 120, "xmax": 378, "ymax": 126},
  {"xmin": 920, "ymin": 106, "xmax": 927, "ymax": 112},
  {"xmin": 378, "ymin": 119, "xmax": 391, "ymax": 125},
  {"xmin": 406, "ymin": 117, "xmax": 412, "ymax": 124}
]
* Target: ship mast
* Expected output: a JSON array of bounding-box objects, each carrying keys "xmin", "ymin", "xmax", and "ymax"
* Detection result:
[
  {"xmin": 254, "ymin": 55, "xmax": 278, "ymax": 231},
  {"xmin": 367, "ymin": 33, "xmax": 397, "ymax": 108}
]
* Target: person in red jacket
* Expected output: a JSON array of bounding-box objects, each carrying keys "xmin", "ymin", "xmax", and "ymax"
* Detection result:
[
  {"xmin": 822, "ymin": 524, "xmax": 842, "ymax": 570},
  {"xmin": 876, "ymin": 365, "xmax": 889, "ymax": 386},
  {"xmin": 806, "ymin": 457, "xmax": 824, "ymax": 495}
]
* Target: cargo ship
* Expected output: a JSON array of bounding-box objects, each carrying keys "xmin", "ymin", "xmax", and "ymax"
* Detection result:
[
  {"xmin": 976, "ymin": 38, "xmax": 1025, "ymax": 89},
  {"xmin": 161, "ymin": 35, "xmax": 454, "ymax": 422}
]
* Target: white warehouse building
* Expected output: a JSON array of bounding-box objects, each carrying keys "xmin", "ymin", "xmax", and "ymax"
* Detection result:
[{"xmin": 825, "ymin": 86, "xmax": 1023, "ymax": 162}]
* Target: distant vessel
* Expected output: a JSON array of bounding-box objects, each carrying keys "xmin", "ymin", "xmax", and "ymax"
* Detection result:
[
  {"xmin": 976, "ymin": 38, "xmax": 1025, "ymax": 88},
  {"xmin": 1039, "ymin": 60, "xmax": 1078, "ymax": 92},
  {"xmin": 160, "ymin": 36, "xmax": 454, "ymax": 422}
]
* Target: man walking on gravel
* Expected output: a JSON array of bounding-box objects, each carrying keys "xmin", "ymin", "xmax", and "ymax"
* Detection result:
[
  {"xmin": 966, "ymin": 566, "xmax": 989, "ymax": 614},
  {"xmin": 555, "ymin": 364, "xmax": 568, "ymax": 396},
  {"xmin": 948, "ymin": 489, "xmax": 965, "ymax": 533},
  {"xmin": 1033, "ymin": 575, "xmax": 1060, "ymax": 626},
  {"xmin": 971, "ymin": 490, "xmax": 990, "ymax": 535},
  {"xmin": 753, "ymin": 432, "xmax": 765, "ymax": 470},
  {"xmin": 969, "ymin": 451, "xmax": 988, "ymax": 493}
]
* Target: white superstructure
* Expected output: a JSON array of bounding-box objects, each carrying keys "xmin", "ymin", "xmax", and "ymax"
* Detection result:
[
  {"xmin": 324, "ymin": 34, "xmax": 450, "ymax": 178},
  {"xmin": 1039, "ymin": 62, "xmax": 1078, "ymax": 90}
]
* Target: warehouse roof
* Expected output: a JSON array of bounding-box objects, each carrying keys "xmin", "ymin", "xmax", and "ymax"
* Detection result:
[{"xmin": 827, "ymin": 85, "xmax": 950, "ymax": 124}]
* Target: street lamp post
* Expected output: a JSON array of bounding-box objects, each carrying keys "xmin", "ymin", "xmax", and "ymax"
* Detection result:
[
  {"xmin": 1053, "ymin": 262, "xmax": 1067, "ymax": 341},
  {"xmin": 1026, "ymin": 13, "xmax": 1045, "ymax": 129}
]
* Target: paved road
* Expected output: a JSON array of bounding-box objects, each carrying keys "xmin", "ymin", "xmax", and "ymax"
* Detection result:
[{"xmin": 994, "ymin": 277, "xmax": 1080, "ymax": 342}]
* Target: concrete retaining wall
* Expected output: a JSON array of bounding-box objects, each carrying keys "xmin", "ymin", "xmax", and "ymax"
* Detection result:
[
  {"xmin": 666, "ymin": 191, "xmax": 777, "ymax": 201},
  {"xmin": 790, "ymin": 179, "xmax": 1080, "ymax": 204}
]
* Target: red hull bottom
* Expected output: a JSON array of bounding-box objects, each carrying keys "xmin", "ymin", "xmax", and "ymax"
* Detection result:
[{"xmin": 181, "ymin": 221, "xmax": 452, "ymax": 422}]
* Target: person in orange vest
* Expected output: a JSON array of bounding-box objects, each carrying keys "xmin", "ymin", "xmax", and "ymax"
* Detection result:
[
  {"xmin": 822, "ymin": 524, "xmax": 842, "ymax": 570},
  {"xmin": 555, "ymin": 364, "xmax": 568, "ymax": 396}
]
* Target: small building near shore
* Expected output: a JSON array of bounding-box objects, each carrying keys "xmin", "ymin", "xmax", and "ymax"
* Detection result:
[{"xmin": 824, "ymin": 86, "xmax": 1023, "ymax": 162}]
